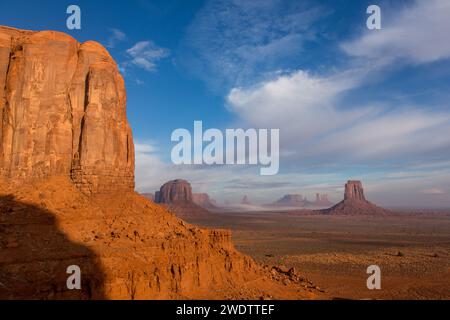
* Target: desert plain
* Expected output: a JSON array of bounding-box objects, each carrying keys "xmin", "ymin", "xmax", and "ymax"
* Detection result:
[{"xmin": 186, "ymin": 211, "xmax": 450, "ymax": 300}]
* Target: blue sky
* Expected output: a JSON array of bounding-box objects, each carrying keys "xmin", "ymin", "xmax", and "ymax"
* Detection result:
[{"xmin": 2, "ymin": 0, "xmax": 450, "ymax": 207}]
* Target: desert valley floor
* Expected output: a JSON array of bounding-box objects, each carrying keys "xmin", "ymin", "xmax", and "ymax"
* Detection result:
[{"xmin": 186, "ymin": 212, "xmax": 450, "ymax": 300}]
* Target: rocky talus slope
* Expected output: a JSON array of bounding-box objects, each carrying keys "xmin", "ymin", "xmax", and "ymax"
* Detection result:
[{"xmin": 0, "ymin": 177, "xmax": 322, "ymax": 299}]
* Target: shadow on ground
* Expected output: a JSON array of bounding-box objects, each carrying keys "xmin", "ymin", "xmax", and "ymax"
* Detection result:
[{"xmin": 0, "ymin": 195, "xmax": 106, "ymax": 299}]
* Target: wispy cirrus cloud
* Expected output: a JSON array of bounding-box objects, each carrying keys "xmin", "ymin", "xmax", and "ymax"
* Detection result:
[
  {"xmin": 342, "ymin": 0, "xmax": 450, "ymax": 65},
  {"xmin": 105, "ymin": 28, "xmax": 127, "ymax": 48},
  {"xmin": 422, "ymin": 188, "xmax": 447, "ymax": 195},
  {"xmin": 125, "ymin": 40, "xmax": 170, "ymax": 72},
  {"xmin": 183, "ymin": 0, "xmax": 330, "ymax": 90},
  {"xmin": 226, "ymin": 0, "xmax": 450, "ymax": 167}
]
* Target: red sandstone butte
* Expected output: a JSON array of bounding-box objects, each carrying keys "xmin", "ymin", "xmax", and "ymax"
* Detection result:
[
  {"xmin": 155, "ymin": 179, "xmax": 211, "ymax": 218},
  {"xmin": 0, "ymin": 26, "xmax": 134, "ymax": 194},
  {"xmin": 319, "ymin": 180, "xmax": 389, "ymax": 216}
]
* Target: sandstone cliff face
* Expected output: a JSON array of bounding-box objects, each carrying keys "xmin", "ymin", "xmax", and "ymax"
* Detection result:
[
  {"xmin": 344, "ymin": 181, "xmax": 366, "ymax": 201},
  {"xmin": 0, "ymin": 26, "xmax": 134, "ymax": 194}
]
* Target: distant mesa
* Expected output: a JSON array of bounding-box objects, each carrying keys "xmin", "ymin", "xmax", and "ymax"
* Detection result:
[
  {"xmin": 193, "ymin": 193, "xmax": 219, "ymax": 210},
  {"xmin": 155, "ymin": 179, "xmax": 193, "ymax": 204},
  {"xmin": 314, "ymin": 193, "xmax": 333, "ymax": 207},
  {"xmin": 154, "ymin": 179, "xmax": 210, "ymax": 218},
  {"xmin": 319, "ymin": 180, "xmax": 388, "ymax": 216},
  {"xmin": 141, "ymin": 193, "xmax": 154, "ymax": 202},
  {"xmin": 270, "ymin": 193, "xmax": 333, "ymax": 208},
  {"xmin": 273, "ymin": 194, "xmax": 307, "ymax": 207},
  {"xmin": 241, "ymin": 195, "xmax": 252, "ymax": 205}
]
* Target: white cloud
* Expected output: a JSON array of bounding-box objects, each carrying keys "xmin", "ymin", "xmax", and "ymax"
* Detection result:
[
  {"xmin": 184, "ymin": 0, "xmax": 329, "ymax": 89},
  {"xmin": 227, "ymin": 68, "xmax": 450, "ymax": 164},
  {"xmin": 105, "ymin": 28, "xmax": 126, "ymax": 48},
  {"xmin": 225, "ymin": 1, "xmax": 450, "ymax": 165},
  {"xmin": 342, "ymin": 0, "xmax": 450, "ymax": 64},
  {"xmin": 126, "ymin": 41, "xmax": 170, "ymax": 72},
  {"xmin": 366, "ymin": 169, "xmax": 450, "ymax": 207},
  {"xmin": 422, "ymin": 188, "xmax": 446, "ymax": 195},
  {"xmin": 306, "ymin": 110, "xmax": 450, "ymax": 161},
  {"xmin": 228, "ymin": 69, "xmax": 365, "ymax": 138}
]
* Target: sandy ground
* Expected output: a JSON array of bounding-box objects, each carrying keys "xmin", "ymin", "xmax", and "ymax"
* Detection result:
[{"xmin": 186, "ymin": 212, "xmax": 450, "ymax": 300}]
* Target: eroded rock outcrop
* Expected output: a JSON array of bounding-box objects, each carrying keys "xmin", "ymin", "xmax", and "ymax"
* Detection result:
[
  {"xmin": 0, "ymin": 26, "xmax": 134, "ymax": 194},
  {"xmin": 155, "ymin": 179, "xmax": 193, "ymax": 204},
  {"xmin": 314, "ymin": 194, "xmax": 333, "ymax": 207},
  {"xmin": 272, "ymin": 194, "xmax": 307, "ymax": 207},
  {"xmin": 1, "ymin": 177, "xmax": 321, "ymax": 299},
  {"xmin": 319, "ymin": 180, "xmax": 388, "ymax": 216},
  {"xmin": 344, "ymin": 181, "xmax": 365, "ymax": 201},
  {"xmin": 155, "ymin": 180, "xmax": 210, "ymax": 218},
  {"xmin": 192, "ymin": 193, "xmax": 218, "ymax": 210}
]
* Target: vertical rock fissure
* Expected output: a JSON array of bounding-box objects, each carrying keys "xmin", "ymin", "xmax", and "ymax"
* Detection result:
[
  {"xmin": 0, "ymin": 27, "xmax": 135, "ymax": 194},
  {"xmin": 2, "ymin": 43, "xmax": 12, "ymax": 103},
  {"xmin": 68, "ymin": 46, "xmax": 81, "ymax": 172},
  {"xmin": 83, "ymin": 71, "xmax": 90, "ymax": 113},
  {"xmin": 0, "ymin": 43, "xmax": 12, "ymax": 167}
]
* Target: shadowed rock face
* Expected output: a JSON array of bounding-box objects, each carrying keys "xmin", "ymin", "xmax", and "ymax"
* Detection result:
[
  {"xmin": 0, "ymin": 26, "xmax": 134, "ymax": 194},
  {"xmin": 155, "ymin": 180, "xmax": 211, "ymax": 218},
  {"xmin": 155, "ymin": 179, "xmax": 193, "ymax": 204},
  {"xmin": 0, "ymin": 194, "xmax": 106, "ymax": 299}
]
